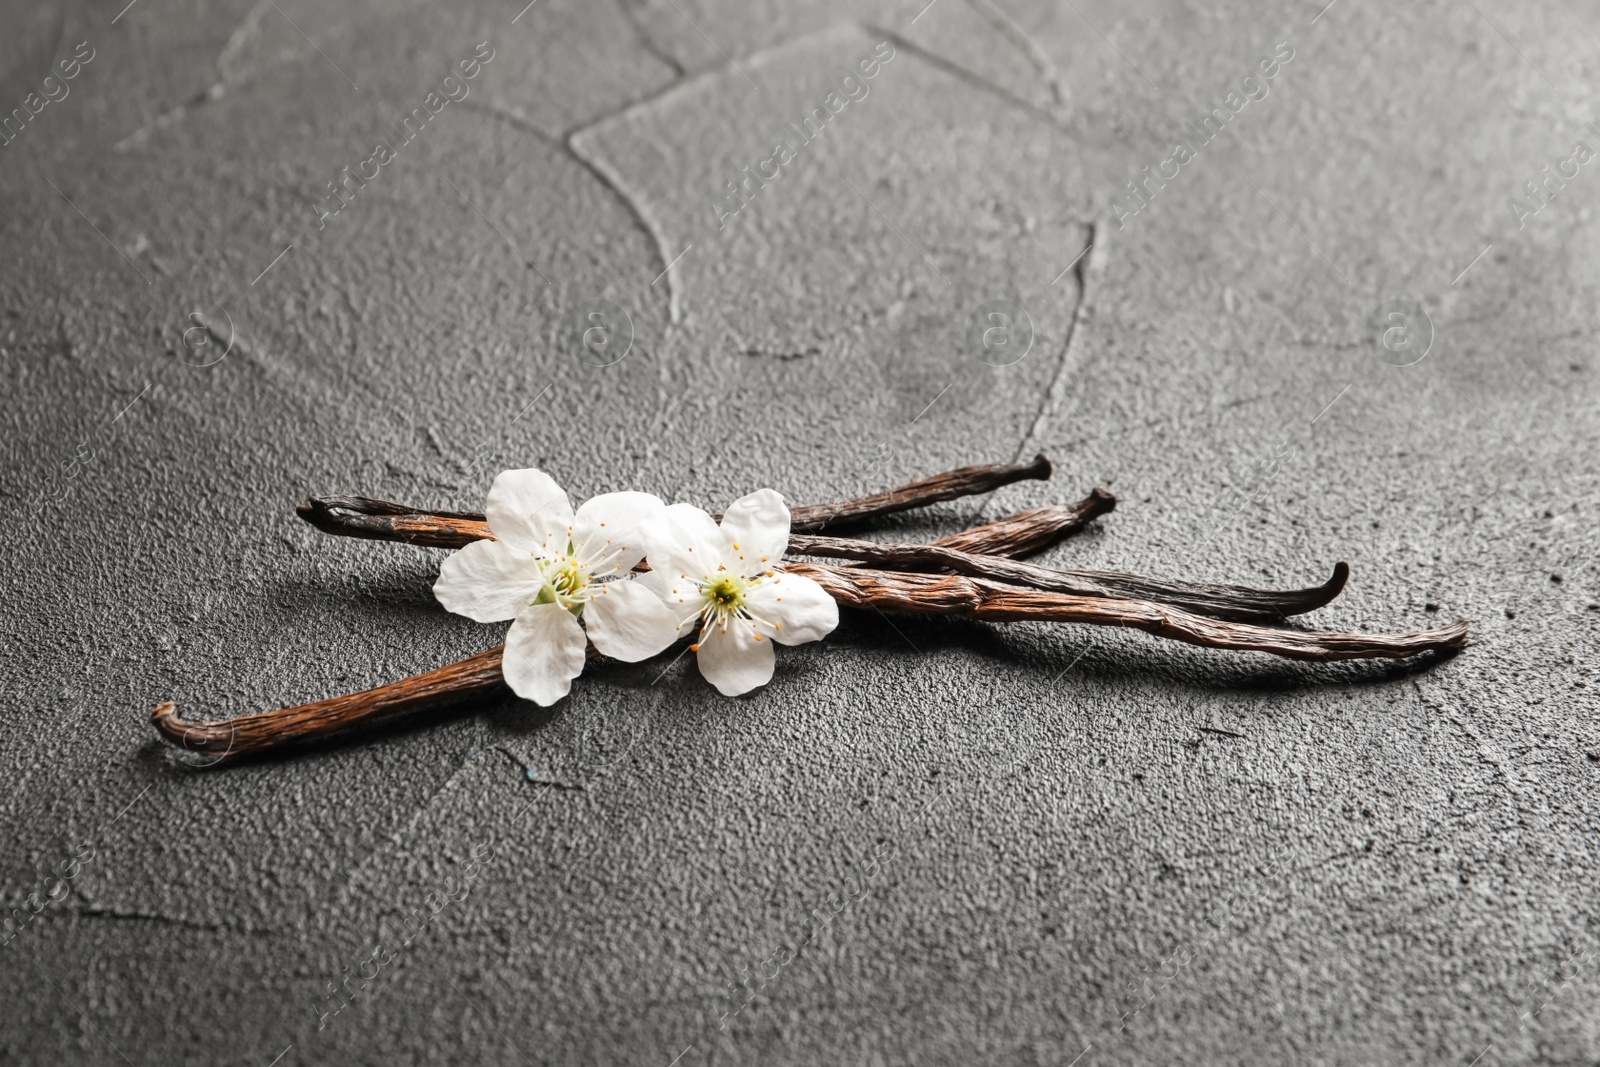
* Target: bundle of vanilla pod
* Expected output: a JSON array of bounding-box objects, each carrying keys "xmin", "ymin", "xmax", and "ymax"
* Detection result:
[{"xmin": 151, "ymin": 455, "xmax": 1466, "ymax": 762}]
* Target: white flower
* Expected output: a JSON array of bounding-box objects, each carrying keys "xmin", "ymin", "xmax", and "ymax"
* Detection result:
[
  {"xmin": 640, "ymin": 488, "xmax": 839, "ymax": 696},
  {"xmin": 433, "ymin": 469, "xmax": 682, "ymax": 706}
]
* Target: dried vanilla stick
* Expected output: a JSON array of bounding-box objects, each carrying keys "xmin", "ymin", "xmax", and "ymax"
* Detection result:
[
  {"xmin": 296, "ymin": 454, "xmax": 1057, "ymax": 550},
  {"xmin": 153, "ymin": 647, "xmax": 508, "ymax": 760},
  {"xmin": 154, "ymin": 480, "xmax": 1088, "ymax": 761},
  {"xmin": 153, "ymin": 456, "xmax": 1468, "ymax": 763},
  {"xmin": 787, "ymin": 534, "xmax": 1348, "ymax": 622},
  {"xmin": 787, "ymin": 565, "xmax": 1467, "ymax": 662},
  {"xmin": 156, "ymin": 554, "xmax": 1465, "ymax": 760}
]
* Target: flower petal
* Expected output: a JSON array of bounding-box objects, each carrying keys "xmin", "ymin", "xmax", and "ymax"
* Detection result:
[
  {"xmin": 584, "ymin": 579, "xmax": 684, "ymax": 662},
  {"xmin": 572, "ymin": 491, "xmax": 662, "ymax": 574},
  {"xmin": 433, "ymin": 538, "xmax": 544, "ymax": 622},
  {"xmin": 696, "ymin": 619, "xmax": 775, "ymax": 696},
  {"xmin": 502, "ymin": 603, "xmax": 588, "ymax": 706},
  {"xmin": 718, "ymin": 488, "xmax": 790, "ymax": 576},
  {"xmin": 744, "ymin": 571, "xmax": 839, "ymax": 646},
  {"xmin": 644, "ymin": 502, "xmax": 728, "ymax": 580},
  {"xmin": 484, "ymin": 468, "xmax": 574, "ymax": 554},
  {"xmin": 635, "ymin": 566, "xmax": 702, "ymax": 631}
]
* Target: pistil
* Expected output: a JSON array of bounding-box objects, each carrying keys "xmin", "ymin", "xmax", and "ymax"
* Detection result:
[{"xmin": 534, "ymin": 550, "xmax": 594, "ymax": 614}]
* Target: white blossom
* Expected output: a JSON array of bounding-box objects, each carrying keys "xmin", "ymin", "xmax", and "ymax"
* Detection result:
[
  {"xmin": 433, "ymin": 469, "xmax": 680, "ymax": 705},
  {"xmin": 638, "ymin": 489, "xmax": 838, "ymax": 696}
]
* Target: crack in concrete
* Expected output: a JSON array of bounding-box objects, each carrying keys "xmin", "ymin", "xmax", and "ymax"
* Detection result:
[
  {"xmin": 942, "ymin": 218, "xmax": 1097, "ymax": 524},
  {"xmin": 863, "ymin": 22, "xmax": 1068, "ymax": 132},
  {"xmin": 68, "ymin": 905, "xmax": 277, "ymax": 938},
  {"xmin": 216, "ymin": 0, "xmax": 278, "ymax": 81},
  {"xmin": 613, "ymin": 0, "xmax": 686, "ymax": 77},
  {"xmin": 565, "ymin": 125, "xmax": 684, "ymax": 324},
  {"xmin": 1013, "ymin": 220, "xmax": 1101, "ymax": 462},
  {"xmin": 460, "ymin": 97, "xmax": 683, "ymax": 325},
  {"xmin": 962, "ymin": 0, "xmax": 1070, "ymax": 117},
  {"xmin": 111, "ymin": 0, "xmax": 444, "ymax": 153},
  {"xmin": 542, "ymin": 18, "xmax": 1100, "ymax": 331},
  {"xmin": 1413, "ymin": 679, "xmax": 1530, "ymax": 819},
  {"xmin": 741, "ymin": 345, "xmax": 819, "ymax": 361},
  {"xmin": 564, "ymin": 18, "xmax": 1073, "ymax": 140},
  {"xmin": 113, "ymin": 0, "xmax": 291, "ymax": 153}
]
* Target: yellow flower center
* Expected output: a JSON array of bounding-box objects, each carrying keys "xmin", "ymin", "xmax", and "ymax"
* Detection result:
[
  {"xmin": 702, "ymin": 573, "xmax": 748, "ymax": 618},
  {"xmin": 533, "ymin": 550, "xmax": 592, "ymax": 614}
]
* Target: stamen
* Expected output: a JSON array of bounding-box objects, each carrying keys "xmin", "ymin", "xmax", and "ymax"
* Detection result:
[{"xmin": 531, "ymin": 547, "xmax": 598, "ymax": 614}]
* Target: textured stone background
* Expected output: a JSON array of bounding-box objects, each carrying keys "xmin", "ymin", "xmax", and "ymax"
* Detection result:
[{"xmin": 2, "ymin": 0, "xmax": 1598, "ymax": 1063}]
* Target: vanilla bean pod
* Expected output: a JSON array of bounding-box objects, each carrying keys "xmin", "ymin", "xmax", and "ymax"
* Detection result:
[
  {"xmin": 787, "ymin": 534, "xmax": 1348, "ymax": 622},
  {"xmin": 786, "ymin": 565, "xmax": 1468, "ymax": 662},
  {"xmin": 930, "ymin": 492, "xmax": 1114, "ymax": 557},
  {"xmin": 297, "ymin": 497, "xmax": 491, "ymax": 550},
  {"xmin": 154, "ymin": 451, "xmax": 1467, "ymax": 760},
  {"xmin": 154, "ymin": 557, "xmax": 1466, "ymax": 759},
  {"xmin": 295, "ymin": 490, "xmax": 1117, "ymax": 562},
  {"xmin": 785, "ymin": 452, "xmax": 1052, "ymax": 530},
  {"xmin": 297, "ymin": 454, "xmax": 1056, "ymax": 550},
  {"xmin": 152, "ymin": 647, "xmax": 508, "ymax": 758},
  {"xmin": 153, "ymin": 484, "xmax": 1084, "ymax": 761}
]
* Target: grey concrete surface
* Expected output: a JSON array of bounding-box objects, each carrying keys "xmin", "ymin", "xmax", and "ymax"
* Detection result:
[{"xmin": 2, "ymin": 0, "xmax": 1599, "ymax": 1063}]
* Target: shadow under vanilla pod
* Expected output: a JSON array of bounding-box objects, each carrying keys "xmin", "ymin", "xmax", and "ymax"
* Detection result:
[{"xmin": 149, "ymin": 455, "xmax": 1468, "ymax": 762}]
